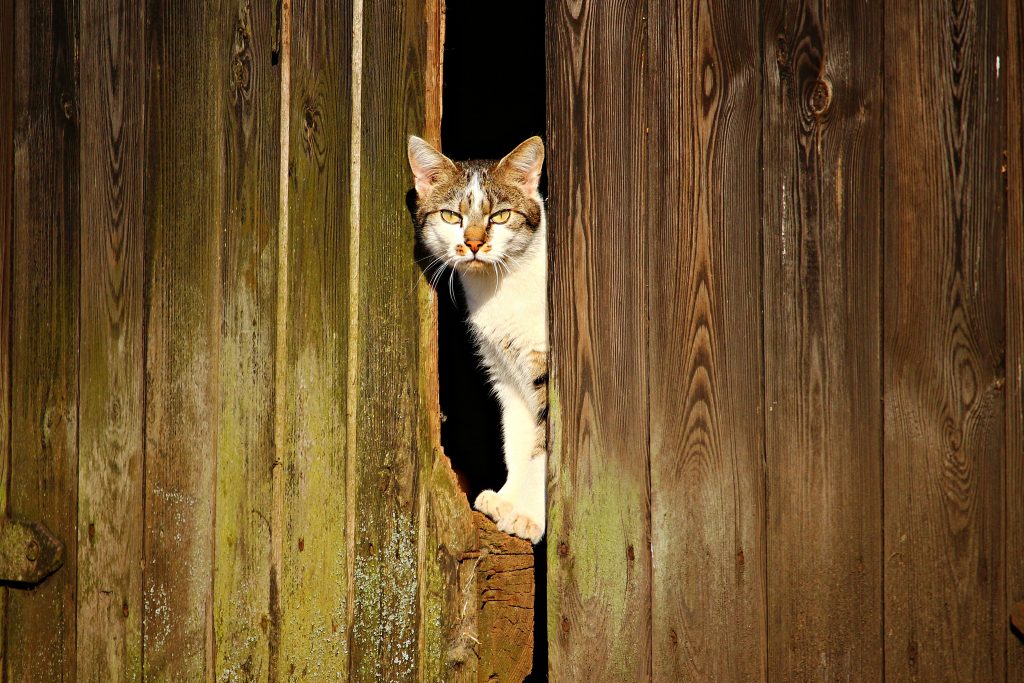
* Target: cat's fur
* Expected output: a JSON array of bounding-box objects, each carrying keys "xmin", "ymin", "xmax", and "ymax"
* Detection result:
[{"xmin": 408, "ymin": 136, "xmax": 547, "ymax": 543}]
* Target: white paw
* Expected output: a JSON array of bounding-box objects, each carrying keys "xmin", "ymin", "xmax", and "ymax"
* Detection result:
[
  {"xmin": 474, "ymin": 489, "xmax": 545, "ymax": 543},
  {"xmin": 474, "ymin": 489, "xmax": 513, "ymax": 521},
  {"xmin": 496, "ymin": 509, "xmax": 544, "ymax": 543}
]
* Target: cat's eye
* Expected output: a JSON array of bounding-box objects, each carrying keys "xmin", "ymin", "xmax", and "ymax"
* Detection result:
[
  {"xmin": 490, "ymin": 210, "xmax": 512, "ymax": 224},
  {"xmin": 439, "ymin": 209, "xmax": 462, "ymax": 224}
]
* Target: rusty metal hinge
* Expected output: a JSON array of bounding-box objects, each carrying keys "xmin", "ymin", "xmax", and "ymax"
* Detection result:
[{"xmin": 0, "ymin": 518, "xmax": 64, "ymax": 586}]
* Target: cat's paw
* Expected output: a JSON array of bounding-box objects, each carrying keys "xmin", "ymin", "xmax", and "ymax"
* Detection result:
[
  {"xmin": 473, "ymin": 490, "xmax": 545, "ymax": 543},
  {"xmin": 474, "ymin": 489, "xmax": 514, "ymax": 522},
  {"xmin": 496, "ymin": 509, "xmax": 544, "ymax": 544}
]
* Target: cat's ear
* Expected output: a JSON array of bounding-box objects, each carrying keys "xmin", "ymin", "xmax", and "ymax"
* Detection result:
[
  {"xmin": 495, "ymin": 136, "xmax": 544, "ymax": 196},
  {"xmin": 408, "ymin": 136, "xmax": 456, "ymax": 196}
]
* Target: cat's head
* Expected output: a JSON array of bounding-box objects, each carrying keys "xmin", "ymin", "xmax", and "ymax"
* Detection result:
[{"xmin": 407, "ymin": 136, "xmax": 545, "ymax": 275}]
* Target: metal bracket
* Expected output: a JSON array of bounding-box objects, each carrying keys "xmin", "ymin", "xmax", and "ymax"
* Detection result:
[{"xmin": 0, "ymin": 518, "xmax": 64, "ymax": 586}]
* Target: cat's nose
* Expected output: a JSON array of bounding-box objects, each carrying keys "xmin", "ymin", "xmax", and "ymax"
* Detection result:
[{"xmin": 465, "ymin": 239, "xmax": 483, "ymax": 254}]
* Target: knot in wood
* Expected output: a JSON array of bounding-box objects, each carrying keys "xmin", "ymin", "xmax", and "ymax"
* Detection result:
[
  {"xmin": 60, "ymin": 93, "xmax": 76, "ymax": 121},
  {"xmin": 809, "ymin": 79, "xmax": 832, "ymax": 115},
  {"xmin": 775, "ymin": 36, "xmax": 788, "ymax": 66}
]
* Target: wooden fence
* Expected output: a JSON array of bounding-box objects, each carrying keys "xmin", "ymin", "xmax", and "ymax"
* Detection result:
[
  {"xmin": 547, "ymin": 0, "xmax": 1023, "ymax": 681},
  {"xmin": 2, "ymin": 0, "xmax": 1023, "ymax": 681},
  {"xmin": 1, "ymin": 0, "xmax": 538, "ymax": 681}
]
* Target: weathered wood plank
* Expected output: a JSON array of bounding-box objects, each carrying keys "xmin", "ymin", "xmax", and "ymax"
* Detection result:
[
  {"xmin": 349, "ymin": 0, "xmax": 428, "ymax": 678},
  {"xmin": 275, "ymin": 0, "xmax": 353, "ymax": 676},
  {"xmin": 213, "ymin": 1, "xmax": 279, "ymax": 679},
  {"xmin": 475, "ymin": 514, "xmax": 534, "ymax": 683},
  {"xmin": 142, "ymin": 0, "xmax": 223, "ymax": 676},
  {"xmin": 7, "ymin": 0, "xmax": 80, "ymax": 679},
  {"xmin": 76, "ymin": 0, "xmax": 146, "ymax": 679},
  {"xmin": 414, "ymin": 5, "xmax": 481, "ymax": 681},
  {"xmin": 1008, "ymin": 0, "xmax": 1024, "ymax": 675},
  {"xmin": 762, "ymin": 0, "xmax": 883, "ymax": 679},
  {"xmin": 0, "ymin": 0, "xmax": 13, "ymax": 668},
  {"xmin": 883, "ymin": 0, "xmax": 1007, "ymax": 679},
  {"xmin": 547, "ymin": 1, "xmax": 652, "ymax": 680},
  {"xmin": 646, "ymin": 1, "xmax": 766, "ymax": 680}
]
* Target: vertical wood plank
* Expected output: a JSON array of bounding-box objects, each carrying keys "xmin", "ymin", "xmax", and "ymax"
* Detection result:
[
  {"xmin": 213, "ymin": 0, "xmax": 279, "ymax": 679},
  {"xmin": 348, "ymin": 0, "xmax": 428, "ymax": 678},
  {"xmin": 415, "ymin": 2, "xmax": 482, "ymax": 680},
  {"xmin": 646, "ymin": 1, "xmax": 766, "ymax": 680},
  {"xmin": 77, "ymin": 0, "xmax": 146, "ymax": 679},
  {"xmin": 143, "ymin": 0, "xmax": 223, "ymax": 676},
  {"xmin": 762, "ymin": 0, "xmax": 883, "ymax": 679},
  {"xmin": 884, "ymin": 0, "xmax": 1007, "ymax": 680},
  {"xmin": 0, "ymin": 0, "xmax": 13, "ymax": 669},
  {"xmin": 1007, "ymin": 0, "xmax": 1024, "ymax": 675},
  {"xmin": 8, "ymin": 0, "xmax": 80, "ymax": 678},
  {"xmin": 547, "ymin": 1, "xmax": 652, "ymax": 680},
  {"xmin": 276, "ymin": 0, "xmax": 353, "ymax": 676}
]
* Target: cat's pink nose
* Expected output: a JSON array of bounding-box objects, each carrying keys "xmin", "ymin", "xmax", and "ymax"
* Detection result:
[{"xmin": 465, "ymin": 239, "xmax": 483, "ymax": 254}]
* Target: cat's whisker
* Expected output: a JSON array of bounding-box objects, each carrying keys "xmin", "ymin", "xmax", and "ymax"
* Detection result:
[
  {"xmin": 429, "ymin": 259, "xmax": 450, "ymax": 292},
  {"xmin": 420, "ymin": 255, "xmax": 446, "ymax": 292},
  {"xmin": 490, "ymin": 262, "xmax": 503, "ymax": 296},
  {"xmin": 450, "ymin": 266, "xmax": 462, "ymax": 305}
]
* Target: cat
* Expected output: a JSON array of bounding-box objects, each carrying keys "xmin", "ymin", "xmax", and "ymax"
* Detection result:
[{"xmin": 408, "ymin": 135, "xmax": 547, "ymax": 543}]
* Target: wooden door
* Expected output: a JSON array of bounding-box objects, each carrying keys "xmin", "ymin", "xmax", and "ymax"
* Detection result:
[
  {"xmin": 546, "ymin": 0, "xmax": 1024, "ymax": 681},
  {"xmin": 0, "ymin": 0, "xmax": 532, "ymax": 681}
]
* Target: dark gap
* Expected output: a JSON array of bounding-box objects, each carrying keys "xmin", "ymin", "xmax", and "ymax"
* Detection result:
[{"xmin": 440, "ymin": 1, "xmax": 547, "ymax": 679}]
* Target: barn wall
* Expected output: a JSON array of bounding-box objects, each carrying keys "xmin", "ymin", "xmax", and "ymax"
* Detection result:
[
  {"xmin": 547, "ymin": 1, "xmax": 1024, "ymax": 681},
  {"xmin": 1, "ymin": 0, "xmax": 497, "ymax": 681}
]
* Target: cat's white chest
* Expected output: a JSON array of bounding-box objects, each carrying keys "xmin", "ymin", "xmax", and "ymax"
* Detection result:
[{"xmin": 460, "ymin": 240, "xmax": 547, "ymax": 357}]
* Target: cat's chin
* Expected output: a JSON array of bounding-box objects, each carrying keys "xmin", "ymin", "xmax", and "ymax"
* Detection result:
[{"xmin": 458, "ymin": 259, "xmax": 491, "ymax": 273}]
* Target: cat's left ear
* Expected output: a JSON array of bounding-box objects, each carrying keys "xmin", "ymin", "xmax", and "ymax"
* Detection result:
[{"xmin": 495, "ymin": 136, "xmax": 544, "ymax": 196}]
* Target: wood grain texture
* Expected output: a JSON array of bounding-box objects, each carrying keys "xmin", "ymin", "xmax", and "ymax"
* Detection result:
[
  {"xmin": 213, "ymin": 0, "xmax": 279, "ymax": 679},
  {"xmin": 546, "ymin": 1, "xmax": 652, "ymax": 680},
  {"xmin": 348, "ymin": 0, "xmax": 428, "ymax": 678},
  {"xmin": 883, "ymin": 0, "xmax": 1007, "ymax": 680},
  {"xmin": 415, "ymin": 7, "xmax": 481, "ymax": 681},
  {"xmin": 475, "ymin": 514, "xmax": 534, "ymax": 683},
  {"xmin": 762, "ymin": 0, "xmax": 883, "ymax": 679},
  {"xmin": 646, "ymin": 1, "xmax": 766, "ymax": 680},
  {"xmin": 276, "ymin": 0, "xmax": 353, "ymax": 676},
  {"xmin": 7, "ymin": 0, "xmax": 80, "ymax": 679},
  {"xmin": 76, "ymin": 0, "xmax": 146, "ymax": 679},
  {"xmin": 1008, "ymin": 0, "xmax": 1024, "ymax": 676},
  {"xmin": 142, "ymin": 0, "xmax": 223, "ymax": 676},
  {"xmin": 0, "ymin": 0, "xmax": 13, "ymax": 668}
]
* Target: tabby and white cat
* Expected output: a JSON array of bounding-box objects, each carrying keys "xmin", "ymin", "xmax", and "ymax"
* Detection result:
[{"xmin": 408, "ymin": 136, "xmax": 547, "ymax": 543}]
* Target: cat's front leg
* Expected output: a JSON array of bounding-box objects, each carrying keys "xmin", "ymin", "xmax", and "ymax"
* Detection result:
[{"xmin": 473, "ymin": 381, "xmax": 546, "ymax": 543}]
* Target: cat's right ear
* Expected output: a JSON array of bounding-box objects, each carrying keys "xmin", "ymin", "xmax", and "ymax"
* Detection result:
[{"xmin": 408, "ymin": 136, "xmax": 456, "ymax": 196}]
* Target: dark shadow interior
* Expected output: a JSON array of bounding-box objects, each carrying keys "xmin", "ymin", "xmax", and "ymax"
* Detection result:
[{"xmin": 440, "ymin": 1, "xmax": 547, "ymax": 679}]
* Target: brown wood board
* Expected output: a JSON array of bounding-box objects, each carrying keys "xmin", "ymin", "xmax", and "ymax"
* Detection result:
[
  {"xmin": 213, "ymin": 0, "xmax": 281, "ymax": 678},
  {"xmin": 142, "ymin": 0, "xmax": 224, "ymax": 675},
  {"xmin": 883, "ymin": 0, "xmax": 1008, "ymax": 680},
  {"xmin": 546, "ymin": 1, "xmax": 653, "ymax": 680},
  {"xmin": 77, "ymin": 0, "xmax": 146, "ymax": 678},
  {"xmin": 647, "ymin": 1, "xmax": 768, "ymax": 679},
  {"xmin": 762, "ymin": 0, "xmax": 884, "ymax": 679},
  {"xmin": 275, "ymin": 0, "xmax": 354, "ymax": 677},
  {"xmin": 7, "ymin": 0, "xmax": 81, "ymax": 678}
]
